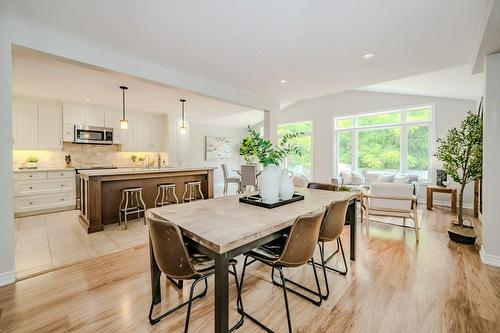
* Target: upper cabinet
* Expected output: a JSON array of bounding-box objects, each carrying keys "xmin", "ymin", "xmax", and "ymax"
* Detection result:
[
  {"xmin": 62, "ymin": 103, "xmax": 105, "ymax": 141},
  {"xmin": 104, "ymin": 108, "xmax": 123, "ymax": 144},
  {"xmin": 120, "ymin": 112, "xmax": 165, "ymax": 152},
  {"xmin": 13, "ymin": 99, "xmax": 38, "ymax": 150},
  {"xmin": 13, "ymin": 98, "xmax": 62, "ymax": 150},
  {"xmin": 38, "ymin": 102, "xmax": 63, "ymax": 150}
]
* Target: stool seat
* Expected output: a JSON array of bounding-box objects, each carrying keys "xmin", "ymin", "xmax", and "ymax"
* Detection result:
[
  {"xmin": 122, "ymin": 187, "xmax": 144, "ymax": 192},
  {"xmin": 157, "ymin": 183, "xmax": 176, "ymax": 188},
  {"xmin": 119, "ymin": 187, "xmax": 146, "ymax": 229}
]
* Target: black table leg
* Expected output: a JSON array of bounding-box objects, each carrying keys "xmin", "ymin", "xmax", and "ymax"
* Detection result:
[
  {"xmin": 149, "ymin": 237, "xmax": 162, "ymax": 305},
  {"xmin": 347, "ymin": 200, "xmax": 357, "ymax": 261},
  {"xmin": 214, "ymin": 252, "xmax": 229, "ymax": 333}
]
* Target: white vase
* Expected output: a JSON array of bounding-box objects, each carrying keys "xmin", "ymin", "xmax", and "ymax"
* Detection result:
[
  {"xmin": 279, "ymin": 168, "xmax": 294, "ymax": 200},
  {"xmin": 259, "ymin": 165, "xmax": 280, "ymax": 203}
]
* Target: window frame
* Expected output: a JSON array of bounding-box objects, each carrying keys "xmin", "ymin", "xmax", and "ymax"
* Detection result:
[
  {"xmin": 278, "ymin": 120, "xmax": 314, "ymax": 179},
  {"xmin": 333, "ymin": 104, "xmax": 435, "ymax": 180}
]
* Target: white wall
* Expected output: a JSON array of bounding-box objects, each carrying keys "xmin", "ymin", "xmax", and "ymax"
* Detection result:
[
  {"xmin": 481, "ymin": 52, "xmax": 500, "ymax": 266},
  {"xmin": 0, "ymin": 20, "xmax": 15, "ymax": 286},
  {"xmin": 279, "ymin": 90, "xmax": 478, "ymax": 206},
  {"xmin": 168, "ymin": 120, "xmax": 247, "ymax": 193}
]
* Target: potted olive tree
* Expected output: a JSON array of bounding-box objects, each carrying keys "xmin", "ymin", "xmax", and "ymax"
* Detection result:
[{"xmin": 435, "ymin": 110, "xmax": 482, "ymax": 244}]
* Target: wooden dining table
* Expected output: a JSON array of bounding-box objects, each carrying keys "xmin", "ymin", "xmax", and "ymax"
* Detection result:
[{"xmin": 148, "ymin": 188, "xmax": 359, "ymax": 333}]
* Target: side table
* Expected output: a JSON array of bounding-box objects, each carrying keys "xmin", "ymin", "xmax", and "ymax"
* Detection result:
[{"xmin": 426, "ymin": 185, "xmax": 457, "ymax": 213}]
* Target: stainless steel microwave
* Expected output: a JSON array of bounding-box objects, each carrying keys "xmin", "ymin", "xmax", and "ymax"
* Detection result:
[{"xmin": 74, "ymin": 125, "xmax": 113, "ymax": 145}]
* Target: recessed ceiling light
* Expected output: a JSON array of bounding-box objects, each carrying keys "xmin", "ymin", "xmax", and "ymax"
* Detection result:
[
  {"xmin": 362, "ymin": 53, "xmax": 375, "ymax": 60},
  {"xmin": 143, "ymin": 107, "xmax": 147, "ymax": 111},
  {"xmin": 280, "ymin": 79, "xmax": 287, "ymax": 84},
  {"xmin": 85, "ymin": 98, "xmax": 91, "ymax": 102}
]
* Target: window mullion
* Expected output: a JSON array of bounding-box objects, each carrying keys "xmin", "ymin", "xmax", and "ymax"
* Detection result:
[{"xmin": 401, "ymin": 126, "xmax": 408, "ymax": 174}]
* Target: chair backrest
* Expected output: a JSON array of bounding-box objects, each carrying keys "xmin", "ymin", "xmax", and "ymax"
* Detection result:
[
  {"xmin": 240, "ymin": 164, "xmax": 257, "ymax": 187},
  {"xmin": 293, "ymin": 175, "xmax": 309, "ymax": 188},
  {"xmin": 146, "ymin": 212, "xmax": 198, "ymax": 279},
  {"xmin": 369, "ymin": 183, "xmax": 413, "ymax": 212},
  {"xmin": 221, "ymin": 163, "xmax": 229, "ymax": 181},
  {"xmin": 319, "ymin": 199, "xmax": 349, "ymax": 241},
  {"xmin": 307, "ymin": 182, "xmax": 336, "ymax": 191},
  {"xmin": 277, "ymin": 210, "xmax": 324, "ymax": 267}
]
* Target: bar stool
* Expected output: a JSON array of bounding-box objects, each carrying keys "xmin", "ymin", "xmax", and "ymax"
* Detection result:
[
  {"xmin": 119, "ymin": 187, "xmax": 147, "ymax": 228},
  {"xmin": 154, "ymin": 184, "xmax": 179, "ymax": 207},
  {"xmin": 182, "ymin": 181, "xmax": 204, "ymax": 202}
]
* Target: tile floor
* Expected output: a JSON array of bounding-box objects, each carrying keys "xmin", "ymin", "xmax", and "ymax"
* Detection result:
[{"xmin": 14, "ymin": 210, "xmax": 148, "ymax": 279}]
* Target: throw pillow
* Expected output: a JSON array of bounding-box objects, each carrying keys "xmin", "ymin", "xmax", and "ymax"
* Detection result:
[
  {"xmin": 351, "ymin": 172, "xmax": 365, "ymax": 185},
  {"xmin": 341, "ymin": 171, "xmax": 352, "ymax": 185},
  {"xmin": 365, "ymin": 171, "xmax": 381, "ymax": 184},
  {"xmin": 378, "ymin": 174, "xmax": 395, "ymax": 183},
  {"xmin": 394, "ymin": 175, "xmax": 410, "ymax": 183}
]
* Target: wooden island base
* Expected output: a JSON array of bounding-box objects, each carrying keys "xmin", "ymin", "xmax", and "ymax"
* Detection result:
[{"xmin": 79, "ymin": 168, "xmax": 214, "ymax": 233}]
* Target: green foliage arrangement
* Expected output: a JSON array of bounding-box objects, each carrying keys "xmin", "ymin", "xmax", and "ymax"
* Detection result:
[
  {"xmin": 435, "ymin": 111, "xmax": 483, "ymax": 226},
  {"xmin": 338, "ymin": 185, "xmax": 350, "ymax": 192},
  {"xmin": 239, "ymin": 127, "xmax": 305, "ymax": 167}
]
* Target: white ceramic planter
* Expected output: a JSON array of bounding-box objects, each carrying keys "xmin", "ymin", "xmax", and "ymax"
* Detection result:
[
  {"xmin": 259, "ymin": 165, "xmax": 280, "ymax": 203},
  {"xmin": 279, "ymin": 168, "xmax": 294, "ymax": 200}
]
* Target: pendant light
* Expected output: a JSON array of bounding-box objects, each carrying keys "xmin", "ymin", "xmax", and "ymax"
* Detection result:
[
  {"xmin": 120, "ymin": 86, "xmax": 129, "ymax": 129},
  {"xmin": 179, "ymin": 99, "xmax": 187, "ymax": 135}
]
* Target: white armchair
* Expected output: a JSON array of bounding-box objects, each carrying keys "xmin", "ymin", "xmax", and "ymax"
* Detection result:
[{"xmin": 362, "ymin": 183, "xmax": 419, "ymax": 242}]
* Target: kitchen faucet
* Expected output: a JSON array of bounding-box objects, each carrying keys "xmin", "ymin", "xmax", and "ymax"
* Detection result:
[{"xmin": 145, "ymin": 154, "xmax": 150, "ymax": 169}]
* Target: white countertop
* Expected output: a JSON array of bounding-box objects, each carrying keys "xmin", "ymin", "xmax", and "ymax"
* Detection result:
[
  {"xmin": 14, "ymin": 167, "xmax": 75, "ymax": 173},
  {"xmin": 77, "ymin": 166, "xmax": 216, "ymax": 177}
]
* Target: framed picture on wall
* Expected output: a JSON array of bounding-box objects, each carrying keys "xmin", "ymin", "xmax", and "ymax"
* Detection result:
[{"xmin": 205, "ymin": 136, "xmax": 232, "ymax": 161}]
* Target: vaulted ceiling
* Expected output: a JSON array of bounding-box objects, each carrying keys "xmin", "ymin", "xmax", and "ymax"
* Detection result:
[{"xmin": 1, "ymin": 0, "xmax": 488, "ymax": 105}]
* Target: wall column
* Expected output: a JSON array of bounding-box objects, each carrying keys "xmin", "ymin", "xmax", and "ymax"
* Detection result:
[
  {"xmin": 481, "ymin": 52, "xmax": 500, "ymax": 267},
  {"xmin": 0, "ymin": 20, "xmax": 15, "ymax": 286},
  {"xmin": 264, "ymin": 109, "xmax": 279, "ymax": 144}
]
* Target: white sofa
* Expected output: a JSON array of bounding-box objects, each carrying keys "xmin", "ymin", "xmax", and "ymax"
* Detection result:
[{"xmin": 331, "ymin": 171, "xmax": 418, "ymax": 192}]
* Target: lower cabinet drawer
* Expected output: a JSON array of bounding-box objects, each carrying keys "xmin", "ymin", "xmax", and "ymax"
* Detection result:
[
  {"xmin": 14, "ymin": 179, "xmax": 74, "ymax": 196},
  {"xmin": 14, "ymin": 193, "xmax": 76, "ymax": 213}
]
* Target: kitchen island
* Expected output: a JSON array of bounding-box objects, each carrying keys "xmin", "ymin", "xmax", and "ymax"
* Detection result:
[{"xmin": 78, "ymin": 167, "xmax": 214, "ymax": 233}]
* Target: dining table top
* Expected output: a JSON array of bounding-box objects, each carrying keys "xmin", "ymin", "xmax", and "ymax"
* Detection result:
[{"xmin": 148, "ymin": 188, "xmax": 357, "ymax": 254}]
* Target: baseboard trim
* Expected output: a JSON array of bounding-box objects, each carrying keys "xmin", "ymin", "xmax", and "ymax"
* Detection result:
[
  {"xmin": 0, "ymin": 270, "xmax": 15, "ymax": 286},
  {"xmin": 417, "ymin": 199, "xmax": 473, "ymax": 209},
  {"xmin": 480, "ymin": 247, "xmax": 500, "ymax": 267}
]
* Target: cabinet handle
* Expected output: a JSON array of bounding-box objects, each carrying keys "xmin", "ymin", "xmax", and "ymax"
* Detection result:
[
  {"xmin": 60, "ymin": 184, "xmax": 64, "ymax": 187},
  {"xmin": 29, "ymin": 175, "xmax": 33, "ymax": 178},
  {"xmin": 29, "ymin": 202, "xmax": 33, "ymax": 205},
  {"xmin": 29, "ymin": 186, "xmax": 33, "ymax": 189},
  {"xmin": 60, "ymin": 173, "xmax": 64, "ymax": 176},
  {"xmin": 61, "ymin": 198, "xmax": 64, "ymax": 201}
]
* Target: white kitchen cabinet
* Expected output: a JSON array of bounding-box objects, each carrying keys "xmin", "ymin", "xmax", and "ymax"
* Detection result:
[
  {"xmin": 120, "ymin": 112, "xmax": 166, "ymax": 152},
  {"xmin": 38, "ymin": 102, "xmax": 62, "ymax": 150},
  {"xmin": 13, "ymin": 169, "xmax": 76, "ymax": 217},
  {"xmin": 104, "ymin": 109, "xmax": 123, "ymax": 144},
  {"xmin": 13, "ymin": 99, "xmax": 38, "ymax": 150},
  {"xmin": 85, "ymin": 108, "xmax": 105, "ymax": 127},
  {"xmin": 121, "ymin": 113, "xmax": 137, "ymax": 151},
  {"xmin": 151, "ymin": 114, "xmax": 164, "ymax": 152},
  {"xmin": 63, "ymin": 103, "xmax": 86, "ymax": 125}
]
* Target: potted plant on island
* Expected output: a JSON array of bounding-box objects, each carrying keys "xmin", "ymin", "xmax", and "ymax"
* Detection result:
[
  {"xmin": 435, "ymin": 109, "xmax": 482, "ymax": 244},
  {"xmin": 239, "ymin": 127, "xmax": 304, "ymax": 203}
]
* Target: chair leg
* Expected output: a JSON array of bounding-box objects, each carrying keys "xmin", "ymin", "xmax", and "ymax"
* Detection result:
[
  {"xmin": 414, "ymin": 207, "xmax": 419, "ymax": 242},
  {"xmin": 229, "ymin": 264, "xmax": 245, "ymax": 332},
  {"xmin": 312, "ymin": 239, "xmax": 348, "ymax": 276},
  {"xmin": 277, "ymin": 267, "xmax": 293, "ymax": 333},
  {"xmin": 149, "ymin": 274, "xmax": 209, "ymax": 326},
  {"xmin": 184, "ymin": 277, "xmax": 206, "ymax": 333},
  {"xmin": 123, "ymin": 194, "xmax": 129, "ymax": 229},
  {"xmin": 139, "ymin": 191, "xmax": 147, "ymax": 225},
  {"xmin": 271, "ymin": 258, "xmax": 323, "ymax": 306}
]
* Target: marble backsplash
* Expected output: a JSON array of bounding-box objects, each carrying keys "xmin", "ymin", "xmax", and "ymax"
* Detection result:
[{"xmin": 13, "ymin": 143, "xmax": 168, "ymax": 169}]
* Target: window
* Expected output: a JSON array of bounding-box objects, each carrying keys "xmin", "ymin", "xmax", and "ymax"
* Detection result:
[
  {"xmin": 334, "ymin": 106, "xmax": 432, "ymax": 179},
  {"xmin": 278, "ymin": 121, "xmax": 313, "ymax": 179}
]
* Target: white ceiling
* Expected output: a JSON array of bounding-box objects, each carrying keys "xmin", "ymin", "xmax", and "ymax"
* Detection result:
[
  {"xmin": 359, "ymin": 65, "xmax": 484, "ymax": 100},
  {"xmin": 12, "ymin": 47, "xmax": 263, "ymax": 127},
  {"xmin": 1, "ymin": 0, "xmax": 489, "ymax": 105}
]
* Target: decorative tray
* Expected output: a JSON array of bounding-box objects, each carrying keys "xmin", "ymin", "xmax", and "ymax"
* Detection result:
[{"xmin": 239, "ymin": 193, "xmax": 304, "ymax": 209}]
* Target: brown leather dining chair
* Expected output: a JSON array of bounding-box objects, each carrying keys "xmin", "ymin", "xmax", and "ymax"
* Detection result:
[
  {"xmin": 147, "ymin": 212, "xmax": 244, "ymax": 332},
  {"xmin": 238, "ymin": 210, "xmax": 324, "ymax": 333},
  {"xmin": 314, "ymin": 199, "xmax": 350, "ymax": 300},
  {"xmin": 307, "ymin": 182, "xmax": 337, "ymax": 191}
]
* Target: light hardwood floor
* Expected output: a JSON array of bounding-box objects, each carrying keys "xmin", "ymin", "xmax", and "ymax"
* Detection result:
[{"xmin": 1, "ymin": 207, "xmax": 499, "ymax": 332}]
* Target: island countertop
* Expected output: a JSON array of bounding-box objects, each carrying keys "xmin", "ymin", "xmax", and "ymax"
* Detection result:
[{"xmin": 77, "ymin": 166, "xmax": 216, "ymax": 177}]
